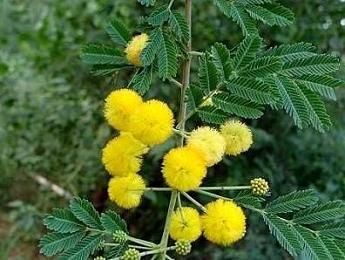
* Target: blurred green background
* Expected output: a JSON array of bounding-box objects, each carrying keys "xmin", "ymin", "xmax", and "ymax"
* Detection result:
[{"xmin": 0, "ymin": 0, "xmax": 344, "ymax": 259}]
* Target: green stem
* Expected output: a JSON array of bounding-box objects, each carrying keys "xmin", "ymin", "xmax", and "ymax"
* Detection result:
[
  {"xmin": 189, "ymin": 51, "xmax": 204, "ymax": 56},
  {"xmin": 140, "ymin": 246, "xmax": 176, "ymax": 257},
  {"xmin": 195, "ymin": 190, "xmax": 232, "ymax": 201},
  {"xmin": 158, "ymin": 190, "xmax": 178, "ymax": 258},
  {"xmin": 176, "ymin": 83, "xmax": 223, "ymax": 128},
  {"xmin": 169, "ymin": 78, "xmax": 183, "ymax": 88},
  {"xmin": 103, "ymin": 243, "xmax": 151, "ymax": 250},
  {"xmin": 128, "ymin": 236, "xmax": 157, "ymax": 248},
  {"xmin": 181, "ymin": 192, "xmax": 207, "ymax": 212},
  {"xmin": 159, "ymin": 1, "xmax": 192, "ymax": 259},
  {"xmin": 198, "ymin": 185, "xmax": 251, "ymax": 191}
]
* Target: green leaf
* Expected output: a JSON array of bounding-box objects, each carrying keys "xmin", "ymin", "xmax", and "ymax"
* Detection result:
[
  {"xmin": 187, "ymin": 85, "xmax": 204, "ymax": 111},
  {"xmin": 69, "ymin": 198, "xmax": 102, "ymax": 229},
  {"xmin": 319, "ymin": 222, "xmax": 345, "ymax": 239},
  {"xmin": 266, "ymin": 190, "xmax": 318, "ymax": 214},
  {"xmin": 262, "ymin": 42, "xmax": 316, "ymax": 62},
  {"xmin": 141, "ymin": 28, "xmax": 162, "ymax": 66},
  {"xmin": 320, "ymin": 236, "xmax": 345, "ymax": 260},
  {"xmin": 234, "ymin": 190, "xmax": 264, "ymax": 208},
  {"xmin": 147, "ymin": 5, "xmax": 170, "ymax": 26},
  {"xmin": 90, "ymin": 64, "xmax": 131, "ymax": 76},
  {"xmin": 282, "ymin": 55, "xmax": 340, "ymax": 77},
  {"xmin": 81, "ymin": 45, "xmax": 127, "ymax": 65},
  {"xmin": 239, "ymin": 56, "xmax": 283, "ymax": 77},
  {"xmin": 137, "ymin": 0, "xmax": 156, "ymax": 6},
  {"xmin": 334, "ymin": 240, "xmax": 345, "ymax": 255},
  {"xmin": 60, "ymin": 233, "xmax": 104, "ymax": 260},
  {"xmin": 157, "ymin": 32, "xmax": 178, "ymax": 79},
  {"xmin": 197, "ymin": 106, "xmax": 228, "ymax": 124},
  {"xmin": 227, "ymin": 77, "xmax": 274, "ymax": 104},
  {"xmin": 295, "ymin": 75, "xmax": 344, "ymax": 101},
  {"xmin": 39, "ymin": 231, "xmax": 85, "ymax": 256},
  {"xmin": 294, "ymin": 201, "xmax": 345, "ymax": 225},
  {"xmin": 106, "ymin": 242, "xmax": 129, "ymax": 258},
  {"xmin": 295, "ymin": 226, "xmax": 332, "ymax": 260},
  {"xmin": 210, "ymin": 43, "xmax": 233, "ymax": 81},
  {"xmin": 169, "ymin": 11, "xmax": 189, "ymax": 42},
  {"xmin": 234, "ymin": 35, "xmax": 262, "ymax": 69},
  {"xmin": 198, "ymin": 55, "xmax": 219, "ymax": 93},
  {"xmin": 230, "ymin": 3, "xmax": 259, "ymax": 36},
  {"xmin": 273, "ymin": 75, "xmax": 309, "ymax": 128},
  {"xmin": 105, "ymin": 19, "xmax": 131, "ymax": 47},
  {"xmin": 100, "ymin": 210, "xmax": 128, "ymax": 234},
  {"xmin": 212, "ymin": 92, "xmax": 264, "ymax": 119},
  {"xmin": 44, "ymin": 208, "xmax": 84, "ymax": 234},
  {"xmin": 237, "ymin": 0, "xmax": 272, "ymax": 4},
  {"xmin": 298, "ymin": 85, "xmax": 332, "ymax": 132},
  {"xmin": 213, "ymin": 0, "xmax": 258, "ymax": 36},
  {"xmin": 263, "ymin": 214, "xmax": 302, "ymax": 256},
  {"xmin": 247, "ymin": 3, "xmax": 294, "ymax": 27},
  {"xmin": 130, "ymin": 66, "xmax": 153, "ymax": 95}
]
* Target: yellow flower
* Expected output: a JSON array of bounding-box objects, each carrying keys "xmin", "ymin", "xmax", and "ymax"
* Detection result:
[
  {"xmin": 169, "ymin": 207, "xmax": 202, "ymax": 242},
  {"xmin": 220, "ymin": 120, "xmax": 253, "ymax": 156},
  {"xmin": 162, "ymin": 147, "xmax": 207, "ymax": 191},
  {"xmin": 108, "ymin": 174, "xmax": 145, "ymax": 209},
  {"xmin": 187, "ymin": 126, "xmax": 226, "ymax": 167},
  {"xmin": 125, "ymin": 33, "xmax": 149, "ymax": 66},
  {"xmin": 201, "ymin": 199, "xmax": 246, "ymax": 246},
  {"xmin": 102, "ymin": 132, "xmax": 149, "ymax": 176},
  {"xmin": 104, "ymin": 89, "xmax": 143, "ymax": 131},
  {"xmin": 128, "ymin": 100, "xmax": 174, "ymax": 146}
]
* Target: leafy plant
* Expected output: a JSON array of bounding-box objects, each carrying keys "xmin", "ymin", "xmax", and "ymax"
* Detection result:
[{"xmin": 38, "ymin": 0, "xmax": 345, "ymax": 259}]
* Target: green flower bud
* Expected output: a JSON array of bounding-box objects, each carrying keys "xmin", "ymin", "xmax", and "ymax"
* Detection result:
[
  {"xmin": 175, "ymin": 239, "xmax": 192, "ymax": 256},
  {"xmin": 251, "ymin": 178, "xmax": 269, "ymax": 196},
  {"xmin": 123, "ymin": 248, "xmax": 140, "ymax": 260},
  {"xmin": 112, "ymin": 230, "xmax": 128, "ymax": 243}
]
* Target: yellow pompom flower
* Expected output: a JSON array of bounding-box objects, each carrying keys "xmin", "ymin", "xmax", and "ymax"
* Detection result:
[
  {"xmin": 102, "ymin": 132, "xmax": 149, "ymax": 176},
  {"xmin": 187, "ymin": 126, "xmax": 226, "ymax": 167},
  {"xmin": 162, "ymin": 147, "xmax": 207, "ymax": 191},
  {"xmin": 169, "ymin": 207, "xmax": 202, "ymax": 242},
  {"xmin": 220, "ymin": 120, "xmax": 253, "ymax": 156},
  {"xmin": 104, "ymin": 89, "xmax": 143, "ymax": 131},
  {"xmin": 201, "ymin": 199, "xmax": 246, "ymax": 246},
  {"xmin": 125, "ymin": 33, "xmax": 149, "ymax": 66},
  {"xmin": 128, "ymin": 100, "xmax": 174, "ymax": 146},
  {"xmin": 108, "ymin": 174, "xmax": 145, "ymax": 209}
]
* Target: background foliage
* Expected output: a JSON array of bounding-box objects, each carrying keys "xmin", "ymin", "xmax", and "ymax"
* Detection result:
[{"xmin": 0, "ymin": 0, "xmax": 344, "ymax": 259}]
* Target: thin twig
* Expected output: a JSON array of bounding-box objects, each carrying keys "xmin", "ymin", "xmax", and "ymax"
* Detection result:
[
  {"xmin": 27, "ymin": 173, "xmax": 73, "ymax": 199},
  {"xmin": 181, "ymin": 192, "xmax": 207, "ymax": 212}
]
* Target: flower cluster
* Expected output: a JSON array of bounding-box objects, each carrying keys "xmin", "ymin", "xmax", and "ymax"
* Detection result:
[
  {"xmin": 102, "ymin": 89, "xmax": 174, "ymax": 208},
  {"xmin": 100, "ymin": 88, "xmax": 267, "ymax": 248},
  {"xmin": 169, "ymin": 199, "xmax": 246, "ymax": 246}
]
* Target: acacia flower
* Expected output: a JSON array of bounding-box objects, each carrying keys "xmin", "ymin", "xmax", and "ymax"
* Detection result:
[
  {"xmin": 201, "ymin": 199, "xmax": 246, "ymax": 246},
  {"xmin": 128, "ymin": 100, "xmax": 174, "ymax": 146},
  {"xmin": 104, "ymin": 89, "xmax": 143, "ymax": 131},
  {"xmin": 102, "ymin": 132, "xmax": 148, "ymax": 177},
  {"xmin": 162, "ymin": 147, "xmax": 207, "ymax": 191},
  {"xmin": 187, "ymin": 126, "xmax": 226, "ymax": 167},
  {"xmin": 108, "ymin": 174, "xmax": 145, "ymax": 209},
  {"xmin": 169, "ymin": 207, "xmax": 202, "ymax": 242},
  {"xmin": 220, "ymin": 120, "xmax": 253, "ymax": 156},
  {"xmin": 125, "ymin": 33, "xmax": 149, "ymax": 66}
]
